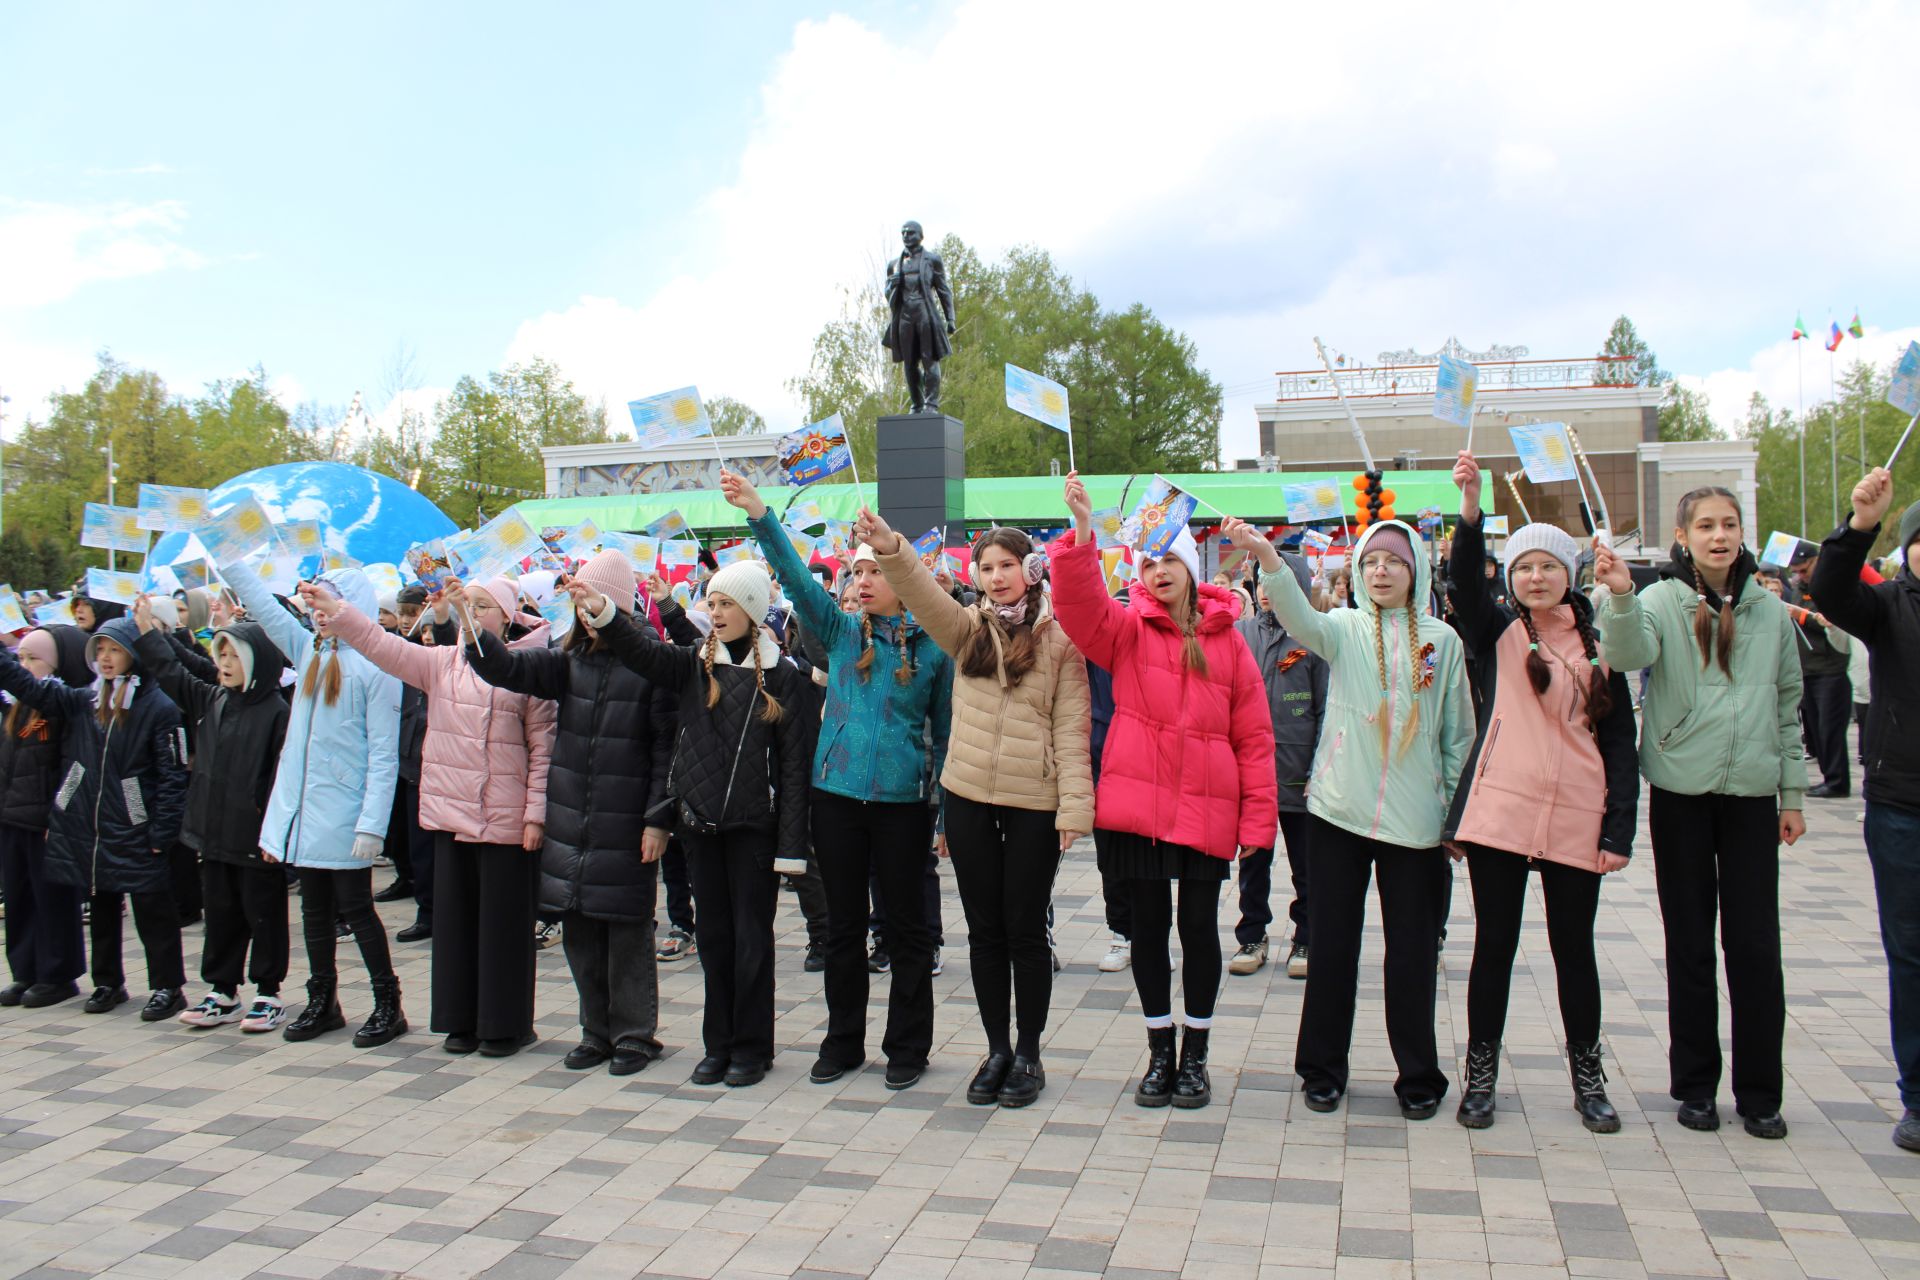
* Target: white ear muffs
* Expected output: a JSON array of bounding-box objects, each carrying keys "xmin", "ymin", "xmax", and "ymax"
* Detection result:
[{"xmin": 1022, "ymin": 551, "xmax": 1048, "ymax": 586}]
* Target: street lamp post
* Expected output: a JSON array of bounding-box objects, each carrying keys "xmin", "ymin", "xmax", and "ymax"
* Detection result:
[{"xmin": 100, "ymin": 441, "xmax": 117, "ymax": 572}]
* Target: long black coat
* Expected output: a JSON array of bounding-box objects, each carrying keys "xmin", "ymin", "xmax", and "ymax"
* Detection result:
[
  {"xmin": 1811, "ymin": 520, "xmax": 1920, "ymax": 809},
  {"xmin": 0, "ymin": 625, "xmax": 92, "ymax": 833},
  {"xmin": 0, "ymin": 617, "xmax": 187, "ymax": 894},
  {"xmin": 139, "ymin": 622, "xmax": 290, "ymax": 866},
  {"xmin": 464, "ymin": 626, "xmax": 675, "ymax": 923}
]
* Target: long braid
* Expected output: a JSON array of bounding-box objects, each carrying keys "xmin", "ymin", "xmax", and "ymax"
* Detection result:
[
  {"xmin": 750, "ymin": 620, "xmax": 785, "ymax": 722},
  {"xmin": 1397, "ymin": 604, "xmax": 1422, "ymax": 755},
  {"xmin": 1517, "ymin": 605, "xmax": 1553, "ymax": 695},
  {"xmin": 1177, "ymin": 586, "xmax": 1209, "ymax": 674},
  {"xmin": 1373, "ymin": 607, "xmax": 1392, "ymax": 757},
  {"xmin": 893, "ymin": 616, "xmax": 913, "ymax": 686},
  {"xmin": 703, "ymin": 629, "xmax": 722, "ymax": 709},
  {"xmin": 1569, "ymin": 591, "xmax": 1614, "ymax": 727},
  {"xmin": 855, "ymin": 611, "xmax": 877, "ymax": 680},
  {"xmin": 1688, "ymin": 558, "xmax": 1735, "ymax": 675}
]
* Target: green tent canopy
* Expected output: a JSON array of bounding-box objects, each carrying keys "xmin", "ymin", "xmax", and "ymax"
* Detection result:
[{"xmin": 509, "ymin": 470, "xmax": 1462, "ymax": 538}]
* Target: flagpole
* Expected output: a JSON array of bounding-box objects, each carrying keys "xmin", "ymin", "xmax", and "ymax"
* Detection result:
[
  {"xmin": 1796, "ymin": 333, "xmax": 1807, "ymax": 535},
  {"xmin": 1828, "ymin": 334, "xmax": 1839, "ymax": 528}
]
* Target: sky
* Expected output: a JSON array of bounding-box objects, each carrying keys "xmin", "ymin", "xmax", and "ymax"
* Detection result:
[{"xmin": 3, "ymin": 0, "xmax": 1918, "ymax": 465}]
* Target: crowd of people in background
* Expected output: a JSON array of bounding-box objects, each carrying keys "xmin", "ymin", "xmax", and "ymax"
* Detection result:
[{"xmin": 1, "ymin": 459, "xmax": 1917, "ymax": 1155}]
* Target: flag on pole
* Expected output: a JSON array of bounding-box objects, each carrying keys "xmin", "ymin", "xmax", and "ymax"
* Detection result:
[
  {"xmin": 1130, "ymin": 477, "xmax": 1199, "ymax": 559},
  {"xmin": 1507, "ymin": 422, "xmax": 1580, "ymax": 484},
  {"xmin": 1004, "ymin": 363, "xmax": 1075, "ymax": 470},
  {"xmin": 1848, "ymin": 310, "xmax": 1865, "ymax": 340},
  {"xmin": 1827, "ymin": 321, "xmax": 1845, "ymax": 353},
  {"xmin": 626, "ymin": 386, "xmax": 713, "ymax": 448},
  {"xmin": 136, "ymin": 484, "xmax": 213, "ymax": 532},
  {"xmin": 81, "ymin": 504, "xmax": 152, "ymax": 556},
  {"xmin": 777, "ymin": 415, "xmax": 853, "ymax": 486},
  {"xmin": 1432, "ymin": 355, "xmax": 1480, "ymax": 428},
  {"xmin": 1791, "ymin": 314, "xmax": 1808, "ymax": 341},
  {"xmin": 1886, "ymin": 341, "xmax": 1920, "ymax": 416},
  {"xmin": 911, "ymin": 528, "xmax": 946, "ymax": 569}
]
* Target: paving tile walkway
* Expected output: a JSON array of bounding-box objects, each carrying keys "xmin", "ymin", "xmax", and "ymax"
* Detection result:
[{"xmin": 0, "ymin": 782, "xmax": 1915, "ymax": 1278}]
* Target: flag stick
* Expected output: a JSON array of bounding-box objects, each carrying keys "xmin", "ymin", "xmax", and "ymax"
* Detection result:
[
  {"xmin": 1503, "ymin": 471, "xmax": 1533, "ymax": 526},
  {"xmin": 1464, "ymin": 397, "xmax": 1490, "ymax": 455},
  {"xmin": 1887, "ymin": 412, "xmax": 1919, "ymax": 471},
  {"xmin": 1314, "ymin": 337, "xmax": 1376, "ymax": 472},
  {"xmin": 1565, "ymin": 425, "xmax": 1610, "ymax": 538},
  {"xmin": 846, "ymin": 440, "xmax": 869, "ymax": 511},
  {"xmin": 1064, "ymin": 422, "xmax": 1076, "ymax": 474},
  {"xmin": 1828, "ymin": 337, "xmax": 1840, "ymax": 528},
  {"xmin": 1157, "ymin": 473, "xmax": 1229, "ymax": 519}
]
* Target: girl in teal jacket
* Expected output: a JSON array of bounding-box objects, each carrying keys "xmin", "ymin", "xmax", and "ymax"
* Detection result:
[
  {"xmin": 1594, "ymin": 485, "xmax": 1804, "ymax": 1141},
  {"xmin": 1227, "ymin": 515, "xmax": 1473, "ymax": 1121},
  {"xmin": 722, "ymin": 471, "xmax": 953, "ymax": 1092}
]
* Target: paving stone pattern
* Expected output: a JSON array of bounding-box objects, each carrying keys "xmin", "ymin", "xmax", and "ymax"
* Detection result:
[{"xmin": 0, "ymin": 780, "xmax": 1914, "ymax": 1277}]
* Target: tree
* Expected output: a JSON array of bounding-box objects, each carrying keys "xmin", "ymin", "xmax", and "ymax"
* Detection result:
[
  {"xmin": 1595, "ymin": 315, "xmax": 1665, "ymax": 387},
  {"xmin": 1658, "ymin": 382, "xmax": 1720, "ymax": 442},
  {"xmin": 707, "ymin": 396, "xmax": 767, "ymax": 437}
]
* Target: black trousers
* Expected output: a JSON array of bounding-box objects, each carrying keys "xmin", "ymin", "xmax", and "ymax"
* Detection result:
[
  {"xmin": 1294, "ymin": 816, "xmax": 1447, "ymax": 1102},
  {"xmin": 296, "ymin": 867, "xmax": 393, "ymax": 985},
  {"xmin": 683, "ymin": 827, "xmax": 780, "ymax": 1065},
  {"xmin": 870, "ymin": 845, "xmax": 945, "ymax": 948},
  {"xmin": 813, "ymin": 791, "xmax": 935, "ymax": 1069},
  {"xmin": 1801, "ymin": 671, "xmax": 1852, "ymax": 790},
  {"xmin": 1094, "ymin": 829, "xmax": 1131, "ymax": 939},
  {"xmin": 200, "ymin": 860, "xmax": 289, "ymax": 997},
  {"xmin": 789, "ymin": 860, "xmax": 830, "ymax": 949},
  {"xmin": 1462, "ymin": 848, "xmax": 1602, "ymax": 1046},
  {"xmin": 90, "ymin": 889, "xmax": 184, "ymax": 991},
  {"xmin": 431, "ymin": 835, "xmax": 537, "ymax": 1041},
  {"xmin": 0, "ymin": 825, "xmax": 83, "ymax": 988},
  {"xmin": 945, "ymin": 793, "xmax": 1062, "ymax": 1058},
  {"xmin": 169, "ymin": 842, "xmax": 201, "ymax": 921},
  {"xmin": 400, "ymin": 781, "xmax": 434, "ymax": 920},
  {"xmin": 1236, "ymin": 809, "xmax": 1310, "ymax": 947},
  {"xmin": 1130, "ymin": 877, "xmax": 1224, "ymax": 1022},
  {"xmin": 1648, "ymin": 787, "xmax": 1785, "ymax": 1115},
  {"xmin": 660, "ymin": 839, "xmax": 695, "ymax": 934},
  {"xmin": 563, "ymin": 909, "xmax": 661, "ymax": 1056}
]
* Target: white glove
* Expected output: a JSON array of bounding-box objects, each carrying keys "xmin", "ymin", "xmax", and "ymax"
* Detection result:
[{"xmin": 352, "ymin": 833, "xmax": 384, "ymax": 861}]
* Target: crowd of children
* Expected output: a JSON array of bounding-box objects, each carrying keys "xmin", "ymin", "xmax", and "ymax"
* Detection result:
[{"xmin": 2, "ymin": 462, "xmax": 1916, "ymax": 1153}]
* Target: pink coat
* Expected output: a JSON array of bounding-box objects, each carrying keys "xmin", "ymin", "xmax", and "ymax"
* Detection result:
[
  {"xmin": 1048, "ymin": 532, "xmax": 1278, "ymax": 859},
  {"xmin": 332, "ymin": 605, "xmax": 556, "ymax": 847}
]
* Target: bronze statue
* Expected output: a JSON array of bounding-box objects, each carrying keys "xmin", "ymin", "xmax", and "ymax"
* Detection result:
[{"xmin": 883, "ymin": 221, "xmax": 955, "ymax": 413}]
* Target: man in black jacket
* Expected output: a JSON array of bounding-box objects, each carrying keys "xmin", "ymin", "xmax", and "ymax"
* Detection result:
[
  {"xmin": 1811, "ymin": 467, "xmax": 1920, "ymax": 1153},
  {"xmin": 1791, "ymin": 551, "xmax": 1854, "ymax": 797}
]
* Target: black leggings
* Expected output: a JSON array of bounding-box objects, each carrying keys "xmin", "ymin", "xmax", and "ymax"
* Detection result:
[
  {"xmin": 1463, "ymin": 848, "xmax": 1602, "ymax": 1046},
  {"xmin": 945, "ymin": 792, "xmax": 1062, "ymax": 1059},
  {"xmin": 296, "ymin": 867, "xmax": 393, "ymax": 985},
  {"xmin": 1127, "ymin": 877, "xmax": 1222, "ymax": 1022}
]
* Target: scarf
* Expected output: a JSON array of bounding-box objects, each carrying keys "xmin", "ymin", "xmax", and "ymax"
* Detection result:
[{"xmin": 991, "ymin": 598, "xmax": 1029, "ymax": 627}]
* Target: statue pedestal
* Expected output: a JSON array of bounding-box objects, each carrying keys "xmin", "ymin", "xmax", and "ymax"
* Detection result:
[{"xmin": 875, "ymin": 412, "xmax": 965, "ymax": 541}]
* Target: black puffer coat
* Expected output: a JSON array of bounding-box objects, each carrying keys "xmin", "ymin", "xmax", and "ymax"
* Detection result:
[
  {"xmin": 596, "ymin": 604, "xmax": 811, "ymax": 863},
  {"xmin": 464, "ymin": 625, "xmax": 675, "ymax": 923},
  {"xmin": 0, "ymin": 626, "xmax": 92, "ymax": 832},
  {"xmin": 138, "ymin": 621, "xmax": 290, "ymax": 866},
  {"xmin": 0, "ymin": 617, "xmax": 187, "ymax": 893}
]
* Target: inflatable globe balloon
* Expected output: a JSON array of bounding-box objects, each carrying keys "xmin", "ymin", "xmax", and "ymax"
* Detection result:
[{"xmin": 147, "ymin": 461, "xmax": 457, "ymax": 572}]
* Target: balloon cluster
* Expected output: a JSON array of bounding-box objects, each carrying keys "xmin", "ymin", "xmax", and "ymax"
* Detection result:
[{"xmin": 1352, "ymin": 471, "xmax": 1395, "ymax": 529}]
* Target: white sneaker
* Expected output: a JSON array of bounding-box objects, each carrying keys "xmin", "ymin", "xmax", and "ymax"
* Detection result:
[
  {"xmin": 179, "ymin": 992, "xmax": 243, "ymax": 1028},
  {"xmin": 239, "ymin": 995, "xmax": 287, "ymax": 1034},
  {"xmin": 931, "ymin": 947, "xmax": 944, "ymax": 976},
  {"xmin": 1286, "ymin": 941, "xmax": 1309, "ymax": 980},
  {"xmin": 1099, "ymin": 936, "xmax": 1131, "ymax": 972}
]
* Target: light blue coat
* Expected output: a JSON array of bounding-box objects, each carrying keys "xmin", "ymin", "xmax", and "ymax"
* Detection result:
[{"xmin": 231, "ymin": 566, "xmax": 402, "ymax": 868}]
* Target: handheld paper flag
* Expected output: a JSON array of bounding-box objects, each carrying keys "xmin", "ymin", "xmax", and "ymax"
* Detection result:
[
  {"xmin": 84, "ymin": 567, "xmax": 142, "ymax": 606},
  {"xmin": 361, "ymin": 563, "xmax": 404, "ymax": 599},
  {"xmin": 1508, "ymin": 422, "xmax": 1579, "ymax": 484},
  {"xmin": 1482, "ymin": 515, "xmax": 1510, "ymax": 536},
  {"xmin": 461, "ymin": 509, "xmax": 546, "ymax": 580},
  {"xmin": 1887, "ymin": 341, "xmax": 1920, "ymax": 416},
  {"xmin": 32, "ymin": 599, "xmax": 75, "ymax": 627},
  {"xmin": 1760, "ymin": 530, "xmax": 1805, "ymax": 569},
  {"xmin": 778, "ymin": 415, "xmax": 853, "ymax": 486},
  {"xmin": 1131, "ymin": 477, "xmax": 1199, "ymax": 559},
  {"xmin": 627, "ymin": 386, "xmax": 713, "ymax": 449},
  {"xmin": 1005, "ymin": 363, "xmax": 1071, "ymax": 433},
  {"xmin": 81, "ymin": 504, "xmax": 151, "ymax": 556},
  {"xmin": 197, "ymin": 498, "xmax": 274, "ymax": 567},
  {"xmin": 240, "ymin": 551, "xmax": 300, "ymax": 597},
  {"xmin": 1281, "ymin": 481, "xmax": 1345, "ymax": 523},
  {"xmin": 599, "ymin": 531, "xmax": 660, "ymax": 576},
  {"xmin": 279, "ymin": 520, "xmax": 326, "ymax": 567},
  {"xmin": 786, "ymin": 500, "xmax": 825, "ymax": 529},
  {"xmin": 538, "ymin": 597, "xmax": 575, "ymax": 640},
  {"xmin": 644, "ymin": 510, "xmax": 695, "ymax": 543},
  {"xmin": 659, "ymin": 539, "xmax": 700, "ymax": 571},
  {"xmin": 912, "ymin": 528, "xmax": 945, "ymax": 569},
  {"xmin": 171, "ymin": 561, "xmax": 214, "ymax": 593},
  {"xmin": 136, "ymin": 484, "xmax": 213, "ymax": 533},
  {"xmin": 713, "ymin": 541, "xmax": 757, "ymax": 568},
  {"xmin": 404, "ymin": 540, "xmax": 459, "ymax": 593},
  {"xmin": 1089, "ymin": 507, "xmax": 1129, "ymax": 550},
  {"xmin": 1433, "ymin": 355, "xmax": 1480, "ymax": 428},
  {"xmin": 0, "ymin": 590, "xmax": 28, "ymax": 634}
]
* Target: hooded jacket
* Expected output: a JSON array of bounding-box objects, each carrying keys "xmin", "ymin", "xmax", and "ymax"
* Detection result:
[
  {"xmin": 1810, "ymin": 516, "xmax": 1920, "ymax": 809},
  {"xmin": 1440, "ymin": 513, "xmax": 1639, "ymax": 870},
  {"xmin": 231, "ymin": 566, "xmax": 402, "ymax": 867},
  {"xmin": 1598, "ymin": 546, "xmax": 1805, "ymax": 808},
  {"xmin": 463, "ymin": 621, "xmax": 676, "ymax": 923},
  {"xmin": 1234, "ymin": 552, "xmax": 1329, "ymax": 815},
  {"xmin": 0, "ymin": 625, "xmax": 92, "ymax": 832},
  {"xmin": 750, "ymin": 510, "xmax": 953, "ymax": 805},
  {"xmin": 0, "ymin": 617, "xmax": 187, "ymax": 893},
  {"xmin": 330, "ymin": 601, "xmax": 555, "ymax": 846},
  {"xmin": 875, "ymin": 539, "xmax": 1094, "ymax": 833},
  {"xmin": 137, "ymin": 620, "xmax": 291, "ymax": 865},
  {"xmin": 1050, "ymin": 530, "xmax": 1277, "ymax": 859},
  {"xmin": 1259, "ymin": 519, "xmax": 1475, "ymax": 851}
]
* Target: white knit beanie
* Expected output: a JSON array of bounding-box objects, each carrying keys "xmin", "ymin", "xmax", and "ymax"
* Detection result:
[
  {"xmin": 1503, "ymin": 522, "xmax": 1580, "ymax": 585},
  {"xmin": 705, "ymin": 560, "xmax": 772, "ymax": 623},
  {"xmin": 1144, "ymin": 526, "xmax": 1201, "ymax": 586}
]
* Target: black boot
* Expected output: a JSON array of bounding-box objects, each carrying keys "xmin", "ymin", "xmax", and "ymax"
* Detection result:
[
  {"xmin": 1568, "ymin": 1041, "xmax": 1620, "ymax": 1133},
  {"xmin": 1172, "ymin": 1027, "xmax": 1211, "ymax": 1109},
  {"xmin": 1135, "ymin": 1026, "xmax": 1177, "ymax": 1107},
  {"xmin": 1456, "ymin": 1040, "xmax": 1498, "ymax": 1129},
  {"xmin": 282, "ymin": 977, "xmax": 345, "ymax": 1042},
  {"xmin": 352, "ymin": 977, "xmax": 408, "ymax": 1048}
]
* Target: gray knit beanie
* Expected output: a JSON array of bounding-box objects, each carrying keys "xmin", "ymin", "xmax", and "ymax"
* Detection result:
[{"xmin": 1503, "ymin": 522, "xmax": 1580, "ymax": 586}]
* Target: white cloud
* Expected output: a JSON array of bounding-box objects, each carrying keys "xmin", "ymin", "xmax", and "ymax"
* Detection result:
[
  {"xmin": 0, "ymin": 198, "xmax": 205, "ymax": 310},
  {"xmin": 1680, "ymin": 325, "xmax": 1920, "ymax": 433}
]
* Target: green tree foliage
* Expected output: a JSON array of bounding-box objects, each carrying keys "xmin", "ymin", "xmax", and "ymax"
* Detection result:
[
  {"xmin": 1750, "ymin": 361, "xmax": 1917, "ymax": 552},
  {"xmin": 1657, "ymin": 382, "xmax": 1721, "ymax": 442},
  {"xmin": 1595, "ymin": 315, "xmax": 1665, "ymax": 387},
  {"xmin": 411, "ymin": 358, "xmax": 612, "ymax": 526},
  {"xmin": 707, "ymin": 396, "xmax": 767, "ymax": 437},
  {"xmin": 791, "ymin": 237, "xmax": 1221, "ymax": 480}
]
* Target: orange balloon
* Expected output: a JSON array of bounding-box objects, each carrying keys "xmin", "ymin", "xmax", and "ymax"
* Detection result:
[
  {"xmin": 1377, "ymin": 506, "xmax": 1396, "ymax": 522},
  {"xmin": 1353, "ymin": 474, "xmax": 1369, "ymax": 490},
  {"xmin": 1379, "ymin": 489, "xmax": 1396, "ymax": 505}
]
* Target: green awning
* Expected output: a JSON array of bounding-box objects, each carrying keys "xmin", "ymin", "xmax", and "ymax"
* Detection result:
[{"xmin": 510, "ymin": 470, "xmax": 1460, "ymax": 536}]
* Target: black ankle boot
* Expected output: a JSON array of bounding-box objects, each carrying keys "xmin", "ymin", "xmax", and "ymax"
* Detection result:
[
  {"xmin": 1568, "ymin": 1041, "xmax": 1620, "ymax": 1133},
  {"xmin": 282, "ymin": 977, "xmax": 345, "ymax": 1042},
  {"xmin": 1136, "ymin": 1026, "xmax": 1177, "ymax": 1107},
  {"xmin": 1456, "ymin": 1039, "xmax": 1498, "ymax": 1129},
  {"xmin": 1172, "ymin": 1027, "xmax": 1211, "ymax": 1109},
  {"xmin": 352, "ymin": 977, "xmax": 408, "ymax": 1048}
]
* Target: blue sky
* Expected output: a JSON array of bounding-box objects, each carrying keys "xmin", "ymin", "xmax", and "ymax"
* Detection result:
[{"xmin": 4, "ymin": 1, "xmax": 1917, "ymax": 462}]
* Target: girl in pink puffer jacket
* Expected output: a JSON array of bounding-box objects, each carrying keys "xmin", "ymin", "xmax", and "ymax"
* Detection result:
[{"xmin": 305, "ymin": 576, "xmax": 556, "ymax": 1058}]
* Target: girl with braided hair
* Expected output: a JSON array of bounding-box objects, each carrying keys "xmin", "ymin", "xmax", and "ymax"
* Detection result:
[
  {"xmin": 1439, "ymin": 452, "xmax": 1639, "ymax": 1133},
  {"xmin": 1595, "ymin": 486, "xmax": 1805, "ymax": 1140},
  {"xmin": 1228, "ymin": 508, "xmax": 1474, "ymax": 1122},
  {"xmin": 571, "ymin": 560, "xmax": 810, "ymax": 1089},
  {"xmin": 723, "ymin": 470, "xmax": 953, "ymax": 1091},
  {"xmin": 856, "ymin": 506, "xmax": 1093, "ymax": 1109}
]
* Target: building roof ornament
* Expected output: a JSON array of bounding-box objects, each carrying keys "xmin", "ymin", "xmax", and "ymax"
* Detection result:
[{"xmin": 1376, "ymin": 337, "xmax": 1530, "ymax": 366}]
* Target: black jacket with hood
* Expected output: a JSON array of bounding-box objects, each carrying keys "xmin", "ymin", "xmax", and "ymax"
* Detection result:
[
  {"xmin": 0, "ymin": 626, "xmax": 93, "ymax": 832},
  {"xmin": 137, "ymin": 621, "xmax": 291, "ymax": 866},
  {"xmin": 1233, "ymin": 552, "xmax": 1328, "ymax": 815},
  {"xmin": 1811, "ymin": 509, "xmax": 1920, "ymax": 810},
  {"xmin": 0, "ymin": 616, "xmax": 187, "ymax": 893}
]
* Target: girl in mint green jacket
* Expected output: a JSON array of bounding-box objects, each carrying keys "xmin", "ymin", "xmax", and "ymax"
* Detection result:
[
  {"xmin": 1227, "ymin": 516, "xmax": 1473, "ymax": 1121},
  {"xmin": 1593, "ymin": 485, "xmax": 1804, "ymax": 1141}
]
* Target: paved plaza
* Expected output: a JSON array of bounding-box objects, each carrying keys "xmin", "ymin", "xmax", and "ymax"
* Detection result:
[{"xmin": 0, "ymin": 786, "xmax": 1916, "ymax": 1279}]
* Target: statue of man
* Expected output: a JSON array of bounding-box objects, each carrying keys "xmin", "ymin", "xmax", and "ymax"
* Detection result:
[{"xmin": 882, "ymin": 221, "xmax": 955, "ymax": 413}]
